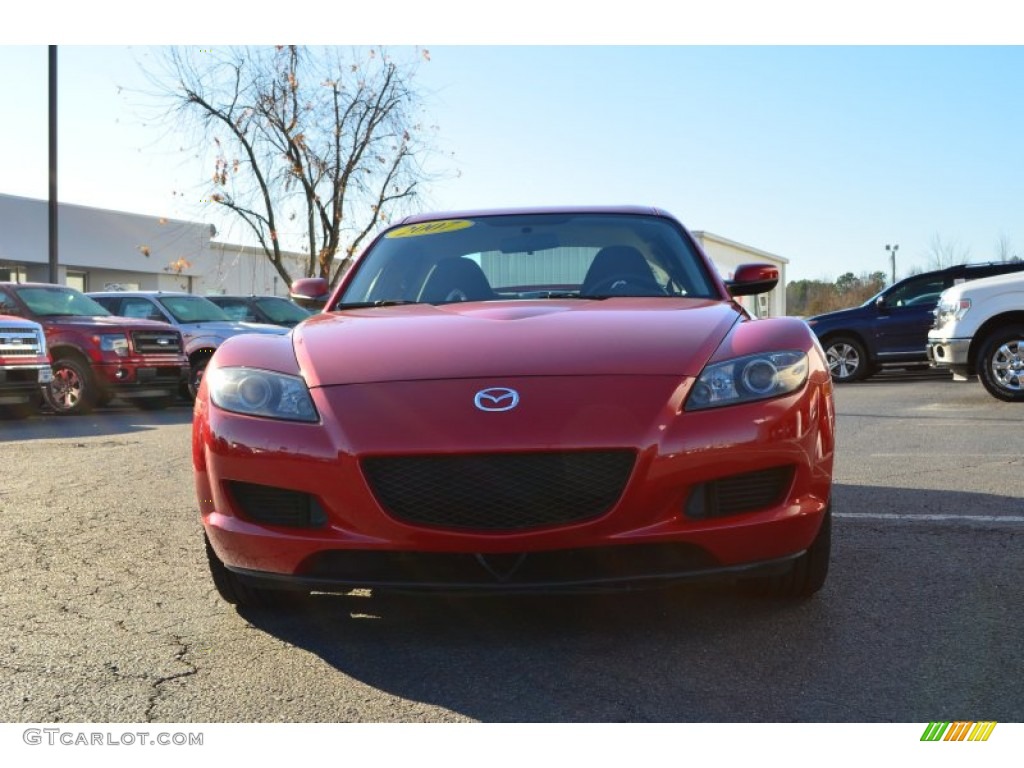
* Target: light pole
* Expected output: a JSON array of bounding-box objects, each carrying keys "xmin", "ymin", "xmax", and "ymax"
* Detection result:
[{"xmin": 886, "ymin": 243, "xmax": 899, "ymax": 284}]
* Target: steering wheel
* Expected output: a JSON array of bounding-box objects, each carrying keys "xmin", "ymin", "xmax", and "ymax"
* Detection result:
[{"xmin": 583, "ymin": 273, "xmax": 667, "ymax": 297}]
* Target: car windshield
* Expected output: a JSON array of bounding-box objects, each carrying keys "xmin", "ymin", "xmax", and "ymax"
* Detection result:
[
  {"xmin": 12, "ymin": 286, "xmax": 111, "ymax": 317},
  {"xmin": 158, "ymin": 295, "xmax": 231, "ymax": 323},
  {"xmin": 254, "ymin": 297, "xmax": 311, "ymax": 323},
  {"xmin": 336, "ymin": 212, "xmax": 719, "ymax": 308}
]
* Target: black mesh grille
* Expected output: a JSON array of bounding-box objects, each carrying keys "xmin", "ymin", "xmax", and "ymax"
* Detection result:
[
  {"xmin": 131, "ymin": 330, "xmax": 182, "ymax": 354},
  {"xmin": 361, "ymin": 450, "xmax": 636, "ymax": 532},
  {"xmin": 228, "ymin": 481, "xmax": 326, "ymax": 528},
  {"xmin": 686, "ymin": 466, "xmax": 795, "ymax": 519}
]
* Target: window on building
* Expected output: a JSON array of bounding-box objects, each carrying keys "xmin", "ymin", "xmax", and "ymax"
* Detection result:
[{"xmin": 66, "ymin": 271, "xmax": 88, "ymax": 292}]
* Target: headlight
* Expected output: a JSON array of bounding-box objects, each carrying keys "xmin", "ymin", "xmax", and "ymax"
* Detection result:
[
  {"xmin": 934, "ymin": 298, "xmax": 970, "ymax": 327},
  {"xmin": 685, "ymin": 350, "xmax": 808, "ymax": 411},
  {"xmin": 97, "ymin": 333, "xmax": 129, "ymax": 357},
  {"xmin": 207, "ymin": 367, "xmax": 319, "ymax": 423}
]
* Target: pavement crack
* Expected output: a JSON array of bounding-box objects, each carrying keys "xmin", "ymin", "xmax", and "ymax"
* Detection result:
[{"xmin": 144, "ymin": 635, "xmax": 198, "ymax": 723}]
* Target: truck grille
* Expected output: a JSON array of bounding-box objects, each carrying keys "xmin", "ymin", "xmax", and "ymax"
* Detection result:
[
  {"xmin": 131, "ymin": 330, "xmax": 182, "ymax": 354},
  {"xmin": 361, "ymin": 450, "xmax": 636, "ymax": 532},
  {"xmin": 0, "ymin": 328, "xmax": 43, "ymax": 357}
]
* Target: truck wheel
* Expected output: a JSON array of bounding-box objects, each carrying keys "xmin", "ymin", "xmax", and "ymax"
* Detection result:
[
  {"xmin": 186, "ymin": 355, "xmax": 211, "ymax": 401},
  {"xmin": 977, "ymin": 324, "xmax": 1024, "ymax": 402},
  {"xmin": 823, "ymin": 336, "xmax": 870, "ymax": 382},
  {"xmin": 44, "ymin": 357, "xmax": 96, "ymax": 415}
]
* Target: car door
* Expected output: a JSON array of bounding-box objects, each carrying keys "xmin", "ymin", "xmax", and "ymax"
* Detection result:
[{"xmin": 872, "ymin": 274, "xmax": 950, "ymax": 360}]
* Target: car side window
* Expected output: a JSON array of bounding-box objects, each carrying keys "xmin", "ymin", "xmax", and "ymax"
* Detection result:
[
  {"xmin": 885, "ymin": 276, "xmax": 947, "ymax": 308},
  {"xmin": 120, "ymin": 297, "xmax": 165, "ymax": 322},
  {"xmin": 0, "ymin": 291, "xmax": 20, "ymax": 315},
  {"xmin": 215, "ymin": 301, "xmax": 254, "ymax": 322}
]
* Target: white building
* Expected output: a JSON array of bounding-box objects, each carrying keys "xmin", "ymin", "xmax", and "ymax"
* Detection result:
[
  {"xmin": 0, "ymin": 193, "xmax": 305, "ymax": 296},
  {"xmin": 692, "ymin": 230, "xmax": 789, "ymax": 318},
  {"xmin": 0, "ymin": 194, "xmax": 789, "ymax": 313}
]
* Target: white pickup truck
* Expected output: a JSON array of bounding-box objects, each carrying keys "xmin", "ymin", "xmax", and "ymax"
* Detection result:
[{"xmin": 927, "ymin": 269, "xmax": 1024, "ymax": 401}]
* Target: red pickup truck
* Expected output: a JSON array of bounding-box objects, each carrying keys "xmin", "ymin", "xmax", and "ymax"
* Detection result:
[
  {"xmin": 0, "ymin": 314, "xmax": 52, "ymax": 419},
  {"xmin": 0, "ymin": 282, "xmax": 190, "ymax": 415}
]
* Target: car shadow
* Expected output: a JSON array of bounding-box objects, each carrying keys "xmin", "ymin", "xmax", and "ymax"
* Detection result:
[
  {"xmin": 233, "ymin": 483, "xmax": 1024, "ymax": 722},
  {"xmin": 0, "ymin": 400, "xmax": 193, "ymax": 439}
]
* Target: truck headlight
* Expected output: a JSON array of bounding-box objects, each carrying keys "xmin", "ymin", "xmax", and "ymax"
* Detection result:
[
  {"xmin": 934, "ymin": 298, "xmax": 970, "ymax": 327},
  {"xmin": 97, "ymin": 334, "xmax": 129, "ymax": 357},
  {"xmin": 686, "ymin": 351, "xmax": 808, "ymax": 410},
  {"xmin": 206, "ymin": 366, "xmax": 319, "ymax": 423}
]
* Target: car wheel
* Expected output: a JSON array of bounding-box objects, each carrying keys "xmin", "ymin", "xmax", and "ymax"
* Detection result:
[
  {"xmin": 43, "ymin": 357, "xmax": 97, "ymax": 415},
  {"xmin": 977, "ymin": 324, "xmax": 1024, "ymax": 402},
  {"xmin": 823, "ymin": 336, "xmax": 870, "ymax": 382},
  {"xmin": 205, "ymin": 534, "xmax": 306, "ymax": 610},
  {"xmin": 187, "ymin": 356, "xmax": 211, "ymax": 401},
  {"xmin": 742, "ymin": 507, "xmax": 831, "ymax": 599}
]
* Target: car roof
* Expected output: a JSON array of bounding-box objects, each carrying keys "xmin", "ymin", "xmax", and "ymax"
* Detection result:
[{"xmin": 88, "ymin": 290, "xmax": 191, "ymax": 296}]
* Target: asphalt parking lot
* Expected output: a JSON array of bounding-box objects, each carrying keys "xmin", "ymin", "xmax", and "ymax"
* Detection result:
[{"xmin": 0, "ymin": 369, "xmax": 1021, "ymax": 723}]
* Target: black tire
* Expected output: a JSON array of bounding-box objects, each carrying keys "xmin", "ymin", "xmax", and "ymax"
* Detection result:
[
  {"xmin": 823, "ymin": 336, "xmax": 870, "ymax": 383},
  {"xmin": 977, "ymin": 324, "xmax": 1024, "ymax": 402},
  {"xmin": 205, "ymin": 534, "xmax": 305, "ymax": 610},
  {"xmin": 743, "ymin": 508, "xmax": 831, "ymax": 599},
  {"xmin": 186, "ymin": 356, "xmax": 211, "ymax": 401},
  {"xmin": 43, "ymin": 357, "xmax": 97, "ymax": 415}
]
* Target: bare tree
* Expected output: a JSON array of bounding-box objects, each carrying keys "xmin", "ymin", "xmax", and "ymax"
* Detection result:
[
  {"xmin": 143, "ymin": 45, "xmax": 442, "ymax": 288},
  {"xmin": 995, "ymin": 233, "xmax": 1017, "ymax": 263},
  {"xmin": 925, "ymin": 233, "xmax": 971, "ymax": 269}
]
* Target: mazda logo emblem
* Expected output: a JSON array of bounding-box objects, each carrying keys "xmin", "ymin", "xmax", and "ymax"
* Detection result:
[{"xmin": 474, "ymin": 387, "xmax": 519, "ymax": 412}]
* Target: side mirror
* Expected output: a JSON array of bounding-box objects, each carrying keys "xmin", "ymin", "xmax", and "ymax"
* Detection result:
[
  {"xmin": 875, "ymin": 295, "xmax": 889, "ymax": 313},
  {"xmin": 726, "ymin": 264, "xmax": 779, "ymax": 297},
  {"xmin": 290, "ymin": 277, "xmax": 330, "ymax": 311}
]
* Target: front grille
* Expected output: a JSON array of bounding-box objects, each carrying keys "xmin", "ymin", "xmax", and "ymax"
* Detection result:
[
  {"xmin": 362, "ymin": 450, "xmax": 636, "ymax": 532},
  {"xmin": 0, "ymin": 328, "xmax": 42, "ymax": 357},
  {"xmin": 228, "ymin": 481, "xmax": 327, "ymax": 528},
  {"xmin": 686, "ymin": 466, "xmax": 795, "ymax": 519},
  {"xmin": 131, "ymin": 330, "xmax": 182, "ymax": 354}
]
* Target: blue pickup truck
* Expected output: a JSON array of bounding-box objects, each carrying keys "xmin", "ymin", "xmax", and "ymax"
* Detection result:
[{"xmin": 806, "ymin": 261, "xmax": 1024, "ymax": 382}]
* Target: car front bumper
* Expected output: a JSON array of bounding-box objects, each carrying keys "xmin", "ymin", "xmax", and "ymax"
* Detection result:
[
  {"xmin": 195, "ymin": 374, "xmax": 835, "ymax": 593},
  {"xmin": 93, "ymin": 360, "xmax": 190, "ymax": 398},
  {"xmin": 926, "ymin": 337, "xmax": 971, "ymax": 369}
]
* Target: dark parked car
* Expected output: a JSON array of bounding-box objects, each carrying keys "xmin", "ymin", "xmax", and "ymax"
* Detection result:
[
  {"xmin": 806, "ymin": 261, "xmax": 1024, "ymax": 382},
  {"xmin": 206, "ymin": 295, "xmax": 312, "ymax": 328}
]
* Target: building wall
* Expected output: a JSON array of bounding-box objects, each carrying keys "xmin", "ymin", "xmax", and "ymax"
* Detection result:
[
  {"xmin": 691, "ymin": 231, "xmax": 788, "ymax": 317},
  {"xmin": 0, "ymin": 194, "xmax": 306, "ymax": 296}
]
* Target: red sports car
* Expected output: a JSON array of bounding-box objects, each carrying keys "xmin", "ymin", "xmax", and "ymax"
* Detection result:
[{"xmin": 193, "ymin": 207, "xmax": 835, "ymax": 608}]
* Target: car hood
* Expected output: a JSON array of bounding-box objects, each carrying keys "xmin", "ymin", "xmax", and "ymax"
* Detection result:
[
  {"xmin": 178, "ymin": 320, "xmax": 288, "ymax": 337},
  {"xmin": 293, "ymin": 299, "xmax": 740, "ymax": 386},
  {"xmin": 807, "ymin": 304, "xmax": 868, "ymax": 323},
  {"xmin": 39, "ymin": 315, "xmax": 178, "ymax": 331}
]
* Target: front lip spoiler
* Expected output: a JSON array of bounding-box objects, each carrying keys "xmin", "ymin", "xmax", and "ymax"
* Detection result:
[{"xmin": 225, "ymin": 553, "xmax": 802, "ymax": 597}]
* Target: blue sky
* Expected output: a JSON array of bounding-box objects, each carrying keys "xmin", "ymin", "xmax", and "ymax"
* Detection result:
[{"xmin": 3, "ymin": 15, "xmax": 1023, "ymax": 283}]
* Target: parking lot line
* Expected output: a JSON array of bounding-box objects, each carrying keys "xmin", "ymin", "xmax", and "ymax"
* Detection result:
[{"xmin": 836, "ymin": 512, "xmax": 1024, "ymax": 524}]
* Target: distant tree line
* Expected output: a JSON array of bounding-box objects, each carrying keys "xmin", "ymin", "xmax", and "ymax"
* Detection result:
[{"xmin": 786, "ymin": 271, "xmax": 888, "ymax": 316}]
